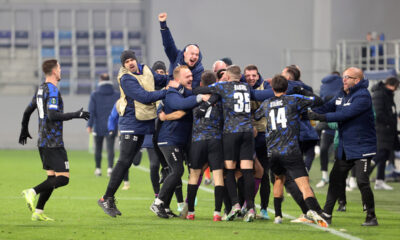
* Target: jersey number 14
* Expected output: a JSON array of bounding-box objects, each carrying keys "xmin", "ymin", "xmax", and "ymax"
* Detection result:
[{"xmin": 269, "ymin": 107, "xmax": 287, "ymax": 130}]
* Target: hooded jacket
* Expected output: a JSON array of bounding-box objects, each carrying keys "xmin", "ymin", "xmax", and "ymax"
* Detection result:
[
  {"xmin": 319, "ymin": 74, "xmax": 343, "ymax": 102},
  {"xmin": 314, "ymin": 79, "xmax": 377, "ymax": 160},
  {"xmin": 160, "ymin": 21, "xmax": 204, "ymax": 89},
  {"xmin": 87, "ymin": 82, "xmax": 119, "ymax": 136}
]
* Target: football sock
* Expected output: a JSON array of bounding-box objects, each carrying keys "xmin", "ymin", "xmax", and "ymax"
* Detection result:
[
  {"xmin": 225, "ymin": 169, "xmax": 239, "ymax": 205},
  {"xmin": 305, "ymin": 197, "xmax": 323, "ymax": 214},
  {"xmin": 242, "ymin": 169, "xmax": 255, "ymax": 209},
  {"xmin": 274, "ymin": 197, "xmax": 283, "ymax": 217},
  {"xmin": 214, "ymin": 186, "xmax": 224, "ymax": 212},
  {"xmin": 36, "ymin": 176, "xmax": 55, "ymax": 210},
  {"xmin": 187, "ymin": 184, "xmax": 198, "ymax": 212}
]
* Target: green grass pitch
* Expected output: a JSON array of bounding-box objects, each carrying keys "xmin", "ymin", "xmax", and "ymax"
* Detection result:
[{"xmin": 0, "ymin": 149, "xmax": 399, "ymax": 240}]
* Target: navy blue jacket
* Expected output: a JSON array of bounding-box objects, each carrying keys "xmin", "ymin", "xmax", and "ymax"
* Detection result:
[
  {"xmin": 118, "ymin": 64, "xmax": 169, "ymax": 135},
  {"xmin": 288, "ymin": 81, "xmax": 319, "ymax": 142},
  {"xmin": 87, "ymin": 82, "xmax": 119, "ymax": 136},
  {"xmin": 158, "ymin": 86, "xmax": 200, "ymax": 146},
  {"xmin": 108, "ymin": 102, "xmax": 119, "ymax": 132},
  {"xmin": 160, "ymin": 21, "xmax": 204, "ymax": 89},
  {"xmin": 320, "ymin": 74, "xmax": 343, "ymax": 102},
  {"xmin": 314, "ymin": 79, "xmax": 377, "ymax": 160}
]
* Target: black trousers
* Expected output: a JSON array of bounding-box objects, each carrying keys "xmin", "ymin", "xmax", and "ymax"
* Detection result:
[
  {"xmin": 94, "ymin": 135, "xmax": 116, "ymax": 168},
  {"xmin": 374, "ymin": 149, "xmax": 391, "ymax": 180},
  {"xmin": 158, "ymin": 145, "xmax": 185, "ymax": 208},
  {"xmin": 324, "ymin": 154, "xmax": 375, "ymax": 215},
  {"xmin": 104, "ymin": 134, "xmax": 144, "ymax": 198},
  {"xmin": 255, "ymin": 143, "xmax": 270, "ymax": 210},
  {"xmin": 300, "ymin": 140, "xmax": 318, "ymax": 171},
  {"xmin": 147, "ymin": 148, "xmax": 161, "ymax": 194},
  {"xmin": 319, "ymin": 131, "xmax": 334, "ymax": 171}
]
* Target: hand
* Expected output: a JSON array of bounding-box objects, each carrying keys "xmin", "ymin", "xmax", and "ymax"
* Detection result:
[
  {"xmin": 253, "ymin": 127, "xmax": 258, "ymax": 138},
  {"xmin": 75, "ymin": 108, "xmax": 90, "ymax": 121},
  {"xmin": 202, "ymin": 94, "xmax": 211, "ymax": 102},
  {"xmin": 167, "ymin": 80, "xmax": 180, "ymax": 89},
  {"xmin": 307, "ymin": 110, "xmax": 326, "ymax": 122},
  {"xmin": 87, "ymin": 127, "xmax": 92, "ymax": 133},
  {"xmin": 158, "ymin": 12, "xmax": 167, "ymax": 22},
  {"xmin": 18, "ymin": 125, "xmax": 32, "ymax": 145},
  {"xmin": 108, "ymin": 130, "xmax": 116, "ymax": 137},
  {"xmin": 292, "ymin": 86, "xmax": 304, "ymax": 95},
  {"xmin": 159, "ymin": 111, "xmax": 167, "ymax": 121}
]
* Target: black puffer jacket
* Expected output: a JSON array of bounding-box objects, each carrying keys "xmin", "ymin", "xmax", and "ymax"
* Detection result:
[{"xmin": 371, "ymin": 81, "xmax": 399, "ymax": 151}]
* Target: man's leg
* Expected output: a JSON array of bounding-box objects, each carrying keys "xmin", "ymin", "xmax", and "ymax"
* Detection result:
[
  {"xmin": 94, "ymin": 135, "xmax": 104, "ymax": 175},
  {"xmin": 147, "ymin": 148, "xmax": 161, "ymax": 196},
  {"xmin": 273, "ymin": 174, "xmax": 285, "ymax": 221},
  {"xmin": 106, "ymin": 134, "xmax": 116, "ymax": 169},
  {"xmin": 317, "ymin": 131, "xmax": 334, "ymax": 187},
  {"xmin": 354, "ymin": 158, "xmax": 378, "ymax": 226},
  {"xmin": 323, "ymin": 157, "xmax": 353, "ymax": 215},
  {"xmin": 99, "ymin": 134, "xmax": 143, "ymax": 217},
  {"xmin": 185, "ymin": 168, "xmax": 202, "ymax": 219},
  {"xmin": 152, "ymin": 146, "xmax": 184, "ymax": 218}
]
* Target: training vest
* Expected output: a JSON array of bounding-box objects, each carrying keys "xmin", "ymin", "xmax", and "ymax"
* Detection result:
[
  {"xmin": 251, "ymin": 81, "xmax": 267, "ymax": 132},
  {"xmin": 117, "ymin": 65, "xmax": 157, "ymax": 120}
]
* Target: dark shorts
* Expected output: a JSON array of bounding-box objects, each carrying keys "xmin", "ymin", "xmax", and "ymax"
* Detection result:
[
  {"xmin": 39, "ymin": 147, "xmax": 69, "ymax": 172},
  {"xmin": 189, "ymin": 139, "xmax": 224, "ymax": 171},
  {"xmin": 269, "ymin": 152, "xmax": 308, "ymax": 179},
  {"xmin": 223, "ymin": 132, "xmax": 254, "ymax": 162}
]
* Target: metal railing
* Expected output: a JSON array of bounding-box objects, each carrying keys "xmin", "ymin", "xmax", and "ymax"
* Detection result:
[{"xmin": 336, "ymin": 39, "xmax": 400, "ymax": 73}]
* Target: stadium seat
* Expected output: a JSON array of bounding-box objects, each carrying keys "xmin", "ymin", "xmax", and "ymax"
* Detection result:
[
  {"xmin": 364, "ymin": 69, "xmax": 397, "ymax": 81},
  {"xmin": 0, "ymin": 30, "xmax": 11, "ymax": 48},
  {"xmin": 15, "ymin": 31, "xmax": 29, "ymax": 48}
]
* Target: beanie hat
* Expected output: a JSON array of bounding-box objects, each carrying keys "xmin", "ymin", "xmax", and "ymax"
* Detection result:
[
  {"xmin": 120, "ymin": 50, "xmax": 137, "ymax": 66},
  {"xmin": 152, "ymin": 61, "xmax": 167, "ymax": 72}
]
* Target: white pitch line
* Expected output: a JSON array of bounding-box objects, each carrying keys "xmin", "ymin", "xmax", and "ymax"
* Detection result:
[{"xmin": 134, "ymin": 165, "xmax": 362, "ymax": 240}]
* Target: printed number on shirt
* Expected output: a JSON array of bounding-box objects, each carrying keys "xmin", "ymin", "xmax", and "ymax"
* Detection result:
[
  {"xmin": 269, "ymin": 107, "xmax": 287, "ymax": 130},
  {"xmin": 36, "ymin": 89, "xmax": 44, "ymax": 119},
  {"xmin": 234, "ymin": 92, "xmax": 250, "ymax": 113},
  {"xmin": 205, "ymin": 106, "xmax": 212, "ymax": 118}
]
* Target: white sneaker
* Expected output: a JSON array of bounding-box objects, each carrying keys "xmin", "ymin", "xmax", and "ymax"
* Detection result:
[
  {"xmin": 316, "ymin": 179, "xmax": 328, "ymax": 188},
  {"xmin": 274, "ymin": 216, "xmax": 283, "ymax": 224},
  {"xmin": 122, "ymin": 181, "xmax": 130, "ymax": 190},
  {"xmin": 107, "ymin": 168, "xmax": 113, "ymax": 177},
  {"xmin": 374, "ymin": 180, "xmax": 393, "ymax": 190},
  {"xmin": 94, "ymin": 168, "xmax": 101, "ymax": 176},
  {"xmin": 349, "ymin": 177, "xmax": 357, "ymax": 189}
]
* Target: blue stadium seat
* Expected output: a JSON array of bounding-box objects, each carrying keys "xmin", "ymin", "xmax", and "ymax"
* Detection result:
[
  {"xmin": 41, "ymin": 31, "xmax": 54, "ymax": 39},
  {"xmin": 111, "ymin": 31, "xmax": 123, "ymax": 39},
  {"xmin": 111, "ymin": 45, "xmax": 124, "ymax": 56},
  {"xmin": 93, "ymin": 31, "xmax": 106, "ymax": 39},
  {"xmin": 94, "ymin": 45, "xmax": 107, "ymax": 56},
  {"xmin": 60, "ymin": 46, "xmax": 72, "ymax": 56},
  {"xmin": 58, "ymin": 30, "xmax": 72, "ymax": 40},
  {"xmin": 128, "ymin": 31, "xmax": 141, "ymax": 40},
  {"xmin": 15, "ymin": 31, "xmax": 29, "ymax": 48},
  {"xmin": 364, "ymin": 69, "xmax": 397, "ymax": 81},
  {"xmin": 76, "ymin": 31, "xmax": 89, "ymax": 39},
  {"xmin": 0, "ymin": 30, "xmax": 12, "ymax": 48},
  {"xmin": 129, "ymin": 45, "xmax": 142, "ymax": 57},
  {"xmin": 41, "ymin": 47, "xmax": 55, "ymax": 58}
]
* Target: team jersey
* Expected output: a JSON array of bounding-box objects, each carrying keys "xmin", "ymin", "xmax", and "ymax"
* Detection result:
[
  {"xmin": 33, "ymin": 82, "xmax": 64, "ymax": 148},
  {"xmin": 191, "ymin": 101, "xmax": 223, "ymax": 142},
  {"xmin": 255, "ymin": 94, "xmax": 316, "ymax": 156},
  {"xmin": 207, "ymin": 81, "xmax": 253, "ymax": 134}
]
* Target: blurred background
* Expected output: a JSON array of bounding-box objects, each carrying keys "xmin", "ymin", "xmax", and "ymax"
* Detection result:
[{"xmin": 1, "ymin": 0, "xmax": 399, "ymax": 149}]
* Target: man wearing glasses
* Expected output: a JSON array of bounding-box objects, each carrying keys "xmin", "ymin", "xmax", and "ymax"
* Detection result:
[{"xmin": 308, "ymin": 67, "xmax": 378, "ymax": 226}]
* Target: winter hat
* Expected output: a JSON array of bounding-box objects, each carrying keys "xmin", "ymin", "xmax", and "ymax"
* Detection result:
[
  {"xmin": 120, "ymin": 50, "xmax": 137, "ymax": 66},
  {"xmin": 152, "ymin": 61, "xmax": 167, "ymax": 72}
]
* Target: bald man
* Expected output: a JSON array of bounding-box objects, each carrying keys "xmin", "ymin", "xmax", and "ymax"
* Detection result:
[
  {"xmin": 158, "ymin": 12, "xmax": 204, "ymax": 88},
  {"xmin": 212, "ymin": 60, "xmax": 227, "ymax": 73},
  {"xmin": 308, "ymin": 67, "xmax": 378, "ymax": 226}
]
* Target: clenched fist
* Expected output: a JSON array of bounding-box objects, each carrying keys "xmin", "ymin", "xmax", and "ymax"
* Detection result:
[{"xmin": 158, "ymin": 12, "xmax": 167, "ymax": 22}]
